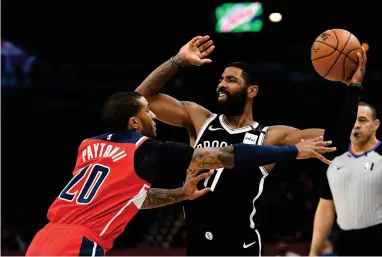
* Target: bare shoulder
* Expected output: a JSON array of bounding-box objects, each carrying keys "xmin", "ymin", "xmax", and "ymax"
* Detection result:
[{"xmin": 264, "ymin": 125, "xmax": 300, "ymax": 146}]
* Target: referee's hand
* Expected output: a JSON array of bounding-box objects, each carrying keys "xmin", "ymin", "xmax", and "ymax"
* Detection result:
[
  {"xmin": 182, "ymin": 169, "xmax": 214, "ymax": 200},
  {"xmin": 295, "ymin": 137, "xmax": 336, "ymax": 164}
]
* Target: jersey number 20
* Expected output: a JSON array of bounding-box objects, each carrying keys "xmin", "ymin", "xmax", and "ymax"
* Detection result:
[{"xmin": 59, "ymin": 164, "xmax": 110, "ymax": 204}]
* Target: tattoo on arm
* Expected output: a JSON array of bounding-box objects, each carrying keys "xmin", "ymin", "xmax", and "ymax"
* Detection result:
[
  {"xmin": 181, "ymin": 101, "xmax": 194, "ymax": 106},
  {"xmin": 191, "ymin": 145, "xmax": 234, "ymax": 169},
  {"xmin": 141, "ymin": 188, "xmax": 186, "ymax": 209},
  {"xmin": 136, "ymin": 60, "xmax": 179, "ymax": 98}
]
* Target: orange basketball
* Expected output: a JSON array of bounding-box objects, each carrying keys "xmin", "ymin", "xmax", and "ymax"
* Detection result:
[{"xmin": 311, "ymin": 29, "xmax": 362, "ymax": 82}]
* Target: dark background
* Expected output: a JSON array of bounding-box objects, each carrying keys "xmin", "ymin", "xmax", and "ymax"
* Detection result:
[{"xmin": 2, "ymin": 0, "xmax": 382, "ymax": 255}]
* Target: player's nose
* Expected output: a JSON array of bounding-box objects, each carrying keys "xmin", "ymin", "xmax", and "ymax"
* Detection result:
[{"xmin": 217, "ymin": 84, "xmax": 227, "ymax": 93}]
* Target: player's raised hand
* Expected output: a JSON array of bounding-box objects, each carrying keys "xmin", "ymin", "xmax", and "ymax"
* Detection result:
[
  {"xmin": 173, "ymin": 35, "xmax": 215, "ymax": 68},
  {"xmin": 342, "ymin": 46, "xmax": 367, "ymax": 85},
  {"xmin": 182, "ymin": 169, "xmax": 214, "ymax": 200},
  {"xmin": 295, "ymin": 137, "xmax": 336, "ymax": 164}
]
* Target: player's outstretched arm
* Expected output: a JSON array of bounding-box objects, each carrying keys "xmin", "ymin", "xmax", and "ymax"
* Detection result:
[
  {"xmin": 141, "ymin": 170, "xmax": 214, "ymax": 209},
  {"xmin": 135, "ymin": 36, "xmax": 214, "ymax": 130},
  {"xmin": 272, "ymin": 47, "xmax": 367, "ymax": 158},
  {"xmin": 188, "ymin": 137, "xmax": 336, "ymax": 170}
]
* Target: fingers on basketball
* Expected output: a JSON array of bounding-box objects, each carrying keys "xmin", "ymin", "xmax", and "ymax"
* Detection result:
[
  {"xmin": 362, "ymin": 47, "xmax": 367, "ymax": 62},
  {"xmin": 357, "ymin": 51, "xmax": 363, "ymax": 67}
]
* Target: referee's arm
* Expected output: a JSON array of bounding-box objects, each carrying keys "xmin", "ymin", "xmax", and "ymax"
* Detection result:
[{"xmin": 309, "ymin": 173, "xmax": 335, "ymax": 256}]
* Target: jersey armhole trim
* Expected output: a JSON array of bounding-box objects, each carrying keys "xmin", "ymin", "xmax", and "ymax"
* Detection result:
[{"xmin": 193, "ymin": 113, "xmax": 218, "ymax": 147}]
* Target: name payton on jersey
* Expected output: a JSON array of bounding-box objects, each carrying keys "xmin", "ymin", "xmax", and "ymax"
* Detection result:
[{"xmin": 82, "ymin": 143, "xmax": 127, "ymax": 163}]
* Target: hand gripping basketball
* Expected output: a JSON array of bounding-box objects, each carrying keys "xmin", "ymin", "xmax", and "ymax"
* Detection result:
[
  {"xmin": 311, "ymin": 29, "xmax": 364, "ymax": 83},
  {"xmin": 342, "ymin": 46, "xmax": 367, "ymax": 86}
]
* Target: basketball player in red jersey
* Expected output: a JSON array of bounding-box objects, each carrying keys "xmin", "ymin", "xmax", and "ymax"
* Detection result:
[
  {"xmin": 26, "ymin": 91, "xmax": 335, "ymax": 256},
  {"xmin": 135, "ymin": 36, "xmax": 367, "ymax": 255}
]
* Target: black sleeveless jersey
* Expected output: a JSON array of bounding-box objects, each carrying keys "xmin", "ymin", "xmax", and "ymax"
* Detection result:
[{"xmin": 184, "ymin": 113, "xmax": 269, "ymax": 241}]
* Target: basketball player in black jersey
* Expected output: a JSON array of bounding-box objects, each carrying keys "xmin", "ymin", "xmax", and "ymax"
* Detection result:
[{"xmin": 136, "ymin": 35, "xmax": 367, "ymax": 256}]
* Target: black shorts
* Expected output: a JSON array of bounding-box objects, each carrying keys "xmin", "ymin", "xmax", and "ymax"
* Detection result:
[
  {"xmin": 186, "ymin": 227, "xmax": 263, "ymax": 256},
  {"xmin": 335, "ymin": 222, "xmax": 382, "ymax": 256}
]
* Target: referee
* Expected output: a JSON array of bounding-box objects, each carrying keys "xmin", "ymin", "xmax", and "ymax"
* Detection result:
[{"xmin": 309, "ymin": 101, "xmax": 382, "ymax": 256}]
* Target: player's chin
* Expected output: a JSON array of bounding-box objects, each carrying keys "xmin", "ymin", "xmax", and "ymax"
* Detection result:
[{"xmin": 217, "ymin": 97, "xmax": 227, "ymax": 104}]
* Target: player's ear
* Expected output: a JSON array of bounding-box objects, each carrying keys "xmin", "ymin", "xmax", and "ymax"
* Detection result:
[
  {"xmin": 247, "ymin": 85, "xmax": 258, "ymax": 98},
  {"xmin": 374, "ymin": 119, "xmax": 380, "ymax": 131},
  {"xmin": 128, "ymin": 117, "xmax": 140, "ymax": 130}
]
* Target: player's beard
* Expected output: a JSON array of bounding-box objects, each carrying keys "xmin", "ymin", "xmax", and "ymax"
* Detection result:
[
  {"xmin": 140, "ymin": 119, "xmax": 157, "ymax": 139},
  {"xmin": 217, "ymin": 89, "xmax": 247, "ymax": 116},
  {"xmin": 145, "ymin": 124, "xmax": 156, "ymax": 139}
]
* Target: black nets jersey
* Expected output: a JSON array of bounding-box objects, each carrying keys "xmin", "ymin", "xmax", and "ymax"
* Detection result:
[{"xmin": 183, "ymin": 113, "xmax": 269, "ymax": 249}]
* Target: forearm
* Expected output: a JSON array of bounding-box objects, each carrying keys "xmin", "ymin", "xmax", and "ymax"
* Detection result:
[
  {"xmin": 136, "ymin": 59, "xmax": 179, "ymax": 98},
  {"xmin": 324, "ymin": 84, "xmax": 362, "ymax": 154},
  {"xmin": 189, "ymin": 144, "xmax": 298, "ymax": 170},
  {"xmin": 310, "ymin": 203, "xmax": 335, "ymax": 255},
  {"xmin": 141, "ymin": 187, "xmax": 187, "ymax": 209}
]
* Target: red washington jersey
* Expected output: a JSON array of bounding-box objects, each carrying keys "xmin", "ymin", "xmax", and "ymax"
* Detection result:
[{"xmin": 47, "ymin": 130, "xmax": 194, "ymax": 252}]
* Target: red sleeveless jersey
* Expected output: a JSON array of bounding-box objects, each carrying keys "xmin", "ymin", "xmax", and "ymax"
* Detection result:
[{"xmin": 47, "ymin": 131, "xmax": 150, "ymax": 251}]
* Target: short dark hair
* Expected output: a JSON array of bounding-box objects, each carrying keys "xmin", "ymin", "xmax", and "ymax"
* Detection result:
[
  {"xmin": 359, "ymin": 101, "xmax": 378, "ymax": 120},
  {"xmin": 224, "ymin": 62, "xmax": 263, "ymax": 87},
  {"xmin": 101, "ymin": 91, "xmax": 143, "ymax": 131}
]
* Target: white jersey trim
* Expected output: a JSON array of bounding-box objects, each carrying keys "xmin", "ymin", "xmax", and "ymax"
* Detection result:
[
  {"xmin": 249, "ymin": 126, "xmax": 269, "ymax": 230},
  {"xmin": 99, "ymin": 184, "xmax": 150, "ymax": 237},
  {"xmin": 219, "ymin": 115, "xmax": 258, "ymax": 134},
  {"xmin": 193, "ymin": 113, "xmax": 218, "ymax": 147},
  {"xmin": 136, "ymin": 136, "xmax": 149, "ymax": 148}
]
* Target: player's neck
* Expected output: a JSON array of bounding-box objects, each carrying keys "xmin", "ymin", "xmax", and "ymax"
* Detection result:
[
  {"xmin": 351, "ymin": 137, "xmax": 380, "ymax": 154},
  {"xmin": 223, "ymin": 106, "xmax": 254, "ymax": 129}
]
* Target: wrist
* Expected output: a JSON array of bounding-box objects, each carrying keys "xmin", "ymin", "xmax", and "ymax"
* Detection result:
[
  {"xmin": 171, "ymin": 55, "xmax": 184, "ymax": 69},
  {"xmin": 349, "ymin": 82, "xmax": 363, "ymax": 89},
  {"xmin": 286, "ymin": 145, "xmax": 299, "ymax": 158},
  {"xmin": 177, "ymin": 187, "xmax": 189, "ymax": 200}
]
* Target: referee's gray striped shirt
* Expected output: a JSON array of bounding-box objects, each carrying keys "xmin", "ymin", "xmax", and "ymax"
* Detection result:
[{"xmin": 325, "ymin": 142, "xmax": 382, "ymax": 230}]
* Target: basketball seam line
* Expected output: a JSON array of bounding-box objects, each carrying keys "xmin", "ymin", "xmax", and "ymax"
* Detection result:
[
  {"xmin": 323, "ymin": 31, "xmax": 352, "ymax": 78},
  {"xmin": 311, "ymin": 29, "xmax": 339, "ymax": 62},
  {"xmin": 312, "ymin": 40, "xmax": 358, "ymax": 65},
  {"xmin": 331, "ymin": 29, "xmax": 340, "ymax": 50},
  {"xmin": 311, "ymin": 44, "xmax": 337, "ymax": 61}
]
